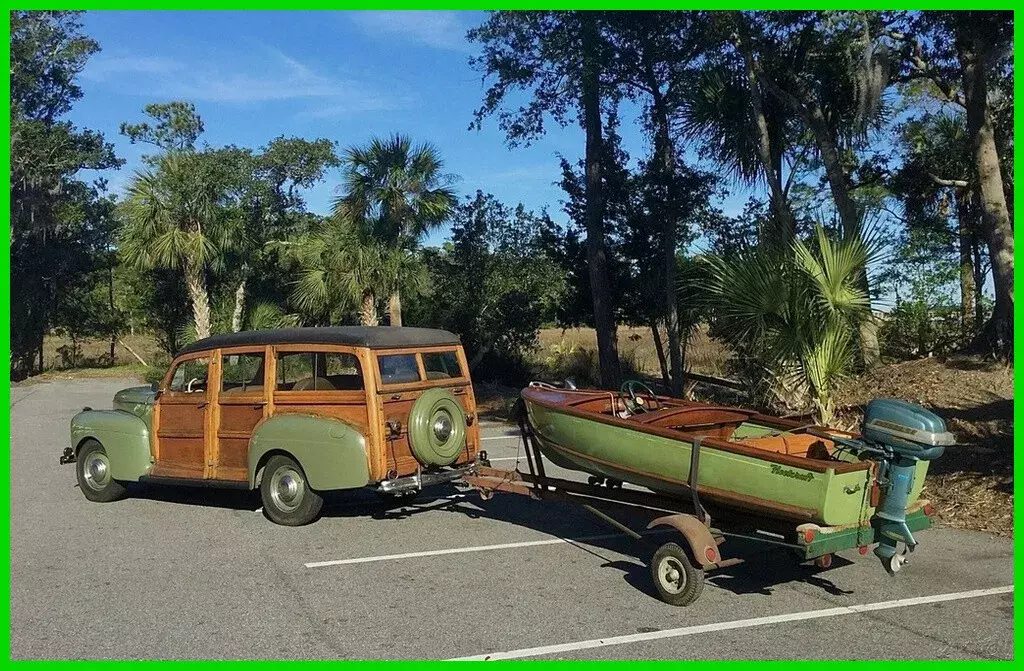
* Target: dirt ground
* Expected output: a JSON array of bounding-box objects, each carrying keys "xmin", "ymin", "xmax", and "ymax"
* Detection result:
[{"xmin": 836, "ymin": 356, "xmax": 1014, "ymax": 537}]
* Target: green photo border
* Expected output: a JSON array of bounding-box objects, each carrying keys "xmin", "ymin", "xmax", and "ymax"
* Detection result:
[{"xmin": 2, "ymin": 4, "xmax": 1019, "ymax": 664}]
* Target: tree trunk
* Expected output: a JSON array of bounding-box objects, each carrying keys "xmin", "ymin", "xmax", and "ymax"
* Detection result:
[
  {"xmin": 648, "ymin": 318, "xmax": 670, "ymax": 390},
  {"xmin": 581, "ymin": 12, "xmax": 620, "ymax": 388},
  {"xmin": 108, "ymin": 261, "xmax": 116, "ymax": 366},
  {"xmin": 359, "ymin": 291, "xmax": 379, "ymax": 326},
  {"xmin": 803, "ymin": 104, "xmax": 881, "ymax": 369},
  {"xmin": 958, "ymin": 30, "xmax": 1014, "ymax": 357},
  {"xmin": 388, "ymin": 290, "xmax": 403, "ymax": 327},
  {"xmin": 756, "ymin": 62, "xmax": 881, "ymax": 368},
  {"xmin": 183, "ymin": 258, "xmax": 212, "ymax": 341},
  {"xmin": 231, "ymin": 271, "xmax": 248, "ymax": 333},
  {"xmin": 649, "ymin": 89, "xmax": 683, "ymax": 397},
  {"xmin": 955, "ymin": 190, "xmax": 976, "ymax": 334},
  {"xmin": 972, "ymin": 231, "xmax": 985, "ymax": 328},
  {"xmin": 737, "ymin": 34, "xmax": 795, "ymax": 247}
]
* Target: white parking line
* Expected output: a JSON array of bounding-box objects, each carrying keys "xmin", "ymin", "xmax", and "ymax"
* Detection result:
[
  {"xmin": 305, "ymin": 529, "xmax": 667, "ymax": 569},
  {"xmin": 450, "ymin": 585, "xmax": 1014, "ymax": 660},
  {"xmin": 483, "ymin": 456, "xmax": 523, "ymax": 462},
  {"xmin": 481, "ymin": 435, "xmax": 520, "ymax": 441}
]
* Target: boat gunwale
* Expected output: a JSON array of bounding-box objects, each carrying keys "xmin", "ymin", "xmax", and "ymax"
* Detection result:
[{"xmin": 521, "ymin": 387, "xmax": 870, "ymax": 475}]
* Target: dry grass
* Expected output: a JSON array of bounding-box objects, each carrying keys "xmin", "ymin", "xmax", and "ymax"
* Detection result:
[
  {"xmin": 537, "ymin": 324, "xmax": 733, "ymax": 378},
  {"xmin": 43, "ymin": 333, "xmax": 168, "ymax": 371}
]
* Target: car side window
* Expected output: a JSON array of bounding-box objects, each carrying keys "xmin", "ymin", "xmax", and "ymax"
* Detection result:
[
  {"xmin": 168, "ymin": 358, "xmax": 210, "ymax": 393},
  {"xmin": 277, "ymin": 352, "xmax": 363, "ymax": 392},
  {"xmin": 377, "ymin": 353, "xmax": 421, "ymax": 385},
  {"xmin": 422, "ymin": 351, "xmax": 463, "ymax": 380},
  {"xmin": 221, "ymin": 352, "xmax": 265, "ymax": 394}
]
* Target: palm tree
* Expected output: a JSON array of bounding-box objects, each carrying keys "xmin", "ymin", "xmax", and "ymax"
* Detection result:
[
  {"xmin": 335, "ymin": 134, "xmax": 456, "ymax": 326},
  {"xmin": 282, "ymin": 217, "xmax": 427, "ymax": 327},
  {"xmin": 119, "ymin": 152, "xmax": 224, "ymax": 340},
  {"xmin": 701, "ymin": 224, "xmax": 879, "ymax": 425}
]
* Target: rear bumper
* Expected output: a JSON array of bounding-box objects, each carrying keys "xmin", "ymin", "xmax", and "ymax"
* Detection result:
[{"xmin": 377, "ymin": 462, "xmax": 480, "ymax": 494}]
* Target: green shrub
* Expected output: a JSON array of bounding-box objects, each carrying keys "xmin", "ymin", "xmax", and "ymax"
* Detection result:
[{"xmin": 879, "ymin": 300, "xmax": 966, "ymax": 360}]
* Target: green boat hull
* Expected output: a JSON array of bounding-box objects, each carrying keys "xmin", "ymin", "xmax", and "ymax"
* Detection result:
[{"xmin": 524, "ymin": 397, "xmax": 929, "ymax": 527}]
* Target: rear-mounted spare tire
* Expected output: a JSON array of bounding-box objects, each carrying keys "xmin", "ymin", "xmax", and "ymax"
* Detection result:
[{"xmin": 407, "ymin": 387, "xmax": 467, "ymax": 467}]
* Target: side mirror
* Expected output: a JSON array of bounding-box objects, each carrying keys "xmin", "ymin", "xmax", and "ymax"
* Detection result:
[{"xmin": 150, "ymin": 382, "xmax": 160, "ymax": 393}]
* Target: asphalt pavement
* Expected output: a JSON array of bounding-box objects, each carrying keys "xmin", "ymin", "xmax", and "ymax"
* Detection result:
[{"xmin": 9, "ymin": 378, "xmax": 1015, "ymax": 659}]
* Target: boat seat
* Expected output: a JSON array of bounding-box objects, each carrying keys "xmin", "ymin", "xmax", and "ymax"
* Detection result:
[
  {"xmin": 738, "ymin": 432, "xmax": 835, "ymax": 458},
  {"xmin": 636, "ymin": 406, "xmax": 754, "ymax": 440}
]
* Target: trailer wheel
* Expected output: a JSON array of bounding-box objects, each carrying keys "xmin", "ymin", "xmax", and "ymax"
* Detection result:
[{"xmin": 651, "ymin": 542, "xmax": 705, "ymax": 606}]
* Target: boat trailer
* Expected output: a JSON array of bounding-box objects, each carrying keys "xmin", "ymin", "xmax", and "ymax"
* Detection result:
[{"xmin": 462, "ymin": 412, "xmax": 934, "ymax": 607}]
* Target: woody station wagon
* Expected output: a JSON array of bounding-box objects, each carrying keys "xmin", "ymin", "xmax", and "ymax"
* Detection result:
[{"xmin": 62, "ymin": 327, "xmax": 482, "ymax": 525}]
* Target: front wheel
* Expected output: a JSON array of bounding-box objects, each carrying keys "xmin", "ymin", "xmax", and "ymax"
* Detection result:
[
  {"xmin": 651, "ymin": 542, "xmax": 705, "ymax": 606},
  {"xmin": 76, "ymin": 440, "xmax": 127, "ymax": 503},
  {"xmin": 260, "ymin": 455, "xmax": 323, "ymax": 526}
]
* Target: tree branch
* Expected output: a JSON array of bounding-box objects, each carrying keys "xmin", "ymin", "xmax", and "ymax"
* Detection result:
[
  {"xmin": 887, "ymin": 30, "xmax": 967, "ymax": 109},
  {"xmin": 928, "ymin": 173, "xmax": 969, "ymax": 188}
]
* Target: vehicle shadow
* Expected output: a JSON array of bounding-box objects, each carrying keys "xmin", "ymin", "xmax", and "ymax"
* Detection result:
[
  {"xmin": 117, "ymin": 481, "xmax": 857, "ymax": 603},
  {"xmin": 353, "ymin": 485, "xmax": 860, "ymax": 603},
  {"xmin": 123, "ymin": 482, "xmax": 259, "ymax": 511}
]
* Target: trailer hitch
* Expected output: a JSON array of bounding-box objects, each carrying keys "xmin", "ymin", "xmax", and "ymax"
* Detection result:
[{"xmin": 59, "ymin": 447, "xmax": 76, "ymax": 465}]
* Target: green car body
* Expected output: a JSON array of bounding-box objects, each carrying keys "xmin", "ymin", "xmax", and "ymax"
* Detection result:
[{"xmin": 71, "ymin": 394, "xmax": 371, "ymax": 490}]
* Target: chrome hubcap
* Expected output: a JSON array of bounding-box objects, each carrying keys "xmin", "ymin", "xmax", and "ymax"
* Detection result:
[
  {"xmin": 83, "ymin": 453, "xmax": 110, "ymax": 490},
  {"xmin": 432, "ymin": 412, "xmax": 453, "ymax": 442},
  {"xmin": 658, "ymin": 556, "xmax": 687, "ymax": 594},
  {"xmin": 270, "ymin": 467, "xmax": 305, "ymax": 512}
]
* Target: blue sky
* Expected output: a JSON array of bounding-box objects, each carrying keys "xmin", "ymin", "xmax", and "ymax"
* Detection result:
[{"xmin": 74, "ymin": 10, "xmax": 753, "ymax": 247}]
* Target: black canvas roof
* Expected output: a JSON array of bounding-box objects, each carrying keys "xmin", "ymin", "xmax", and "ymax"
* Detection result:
[{"xmin": 177, "ymin": 326, "xmax": 461, "ymax": 356}]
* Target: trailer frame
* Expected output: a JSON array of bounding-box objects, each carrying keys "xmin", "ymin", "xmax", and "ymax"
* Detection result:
[{"xmin": 462, "ymin": 409, "xmax": 933, "ymax": 606}]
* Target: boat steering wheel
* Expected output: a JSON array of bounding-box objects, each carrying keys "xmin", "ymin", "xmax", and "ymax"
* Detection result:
[{"xmin": 620, "ymin": 380, "xmax": 662, "ymax": 415}]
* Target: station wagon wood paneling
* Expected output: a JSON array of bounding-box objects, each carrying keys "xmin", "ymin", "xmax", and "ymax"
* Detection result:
[{"xmin": 71, "ymin": 326, "xmax": 479, "ymax": 526}]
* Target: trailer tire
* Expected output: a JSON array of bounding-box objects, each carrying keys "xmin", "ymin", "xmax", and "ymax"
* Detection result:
[{"xmin": 651, "ymin": 542, "xmax": 704, "ymax": 606}]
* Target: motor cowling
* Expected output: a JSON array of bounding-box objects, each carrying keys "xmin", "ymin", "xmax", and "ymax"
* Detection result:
[{"xmin": 861, "ymin": 399, "xmax": 954, "ymax": 573}]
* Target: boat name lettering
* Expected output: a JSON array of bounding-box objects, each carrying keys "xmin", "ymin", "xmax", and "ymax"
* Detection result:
[{"xmin": 770, "ymin": 464, "xmax": 814, "ymax": 481}]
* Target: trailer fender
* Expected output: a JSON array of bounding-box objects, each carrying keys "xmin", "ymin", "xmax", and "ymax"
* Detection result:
[{"xmin": 647, "ymin": 514, "xmax": 721, "ymax": 568}]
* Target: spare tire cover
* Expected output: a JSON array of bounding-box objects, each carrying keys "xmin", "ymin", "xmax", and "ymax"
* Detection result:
[{"xmin": 407, "ymin": 388, "xmax": 467, "ymax": 467}]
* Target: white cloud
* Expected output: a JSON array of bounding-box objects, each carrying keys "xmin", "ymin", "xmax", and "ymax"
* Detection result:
[
  {"xmin": 347, "ymin": 11, "xmax": 474, "ymax": 53},
  {"xmin": 83, "ymin": 55, "xmax": 183, "ymax": 80},
  {"xmin": 81, "ymin": 46, "xmax": 407, "ymax": 114}
]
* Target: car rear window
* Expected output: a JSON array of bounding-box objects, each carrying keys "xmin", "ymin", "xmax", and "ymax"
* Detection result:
[
  {"xmin": 276, "ymin": 352, "xmax": 363, "ymax": 392},
  {"xmin": 377, "ymin": 353, "xmax": 421, "ymax": 385},
  {"xmin": 422, "ymin": 351, "xmax": 462, "ymax": 380}
]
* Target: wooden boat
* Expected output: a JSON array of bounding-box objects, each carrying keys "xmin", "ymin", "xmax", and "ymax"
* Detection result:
[{"xmin": 521, "ymin": 382, "xmax": 948, "ymax": 530}]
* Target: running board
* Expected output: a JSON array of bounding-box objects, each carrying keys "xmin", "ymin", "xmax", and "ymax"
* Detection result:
[{"xmin": 138, "ymin": 475, "xmax": 250, "ymax": 490}]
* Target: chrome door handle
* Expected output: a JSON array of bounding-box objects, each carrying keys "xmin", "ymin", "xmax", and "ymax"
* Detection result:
[{"xmin": 197, "ymin": 401, "xmax": 208, "ymax": 409}]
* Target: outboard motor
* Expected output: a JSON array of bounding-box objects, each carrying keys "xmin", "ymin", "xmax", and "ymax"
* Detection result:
[{"xmin": 860, "ymin": 399, "xmax": 953, "ymax": 574}]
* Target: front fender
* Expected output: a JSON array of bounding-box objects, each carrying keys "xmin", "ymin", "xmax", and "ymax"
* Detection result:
[
  {"xmin": 70, "ymin": 410, "xmax": 153, "ymax": 482},
  {"xmin": 248, "ymin": 415, "xmax": 370, "ymax": 491}
]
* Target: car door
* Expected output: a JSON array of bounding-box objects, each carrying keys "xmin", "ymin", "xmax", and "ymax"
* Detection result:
[
  {"xmin": 215, "ymin": 347, "xmax": 269, "ymax": 482},
  {"xmin": 153, "ymin": 354, "xmax": 212, "ymax": 479}
]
